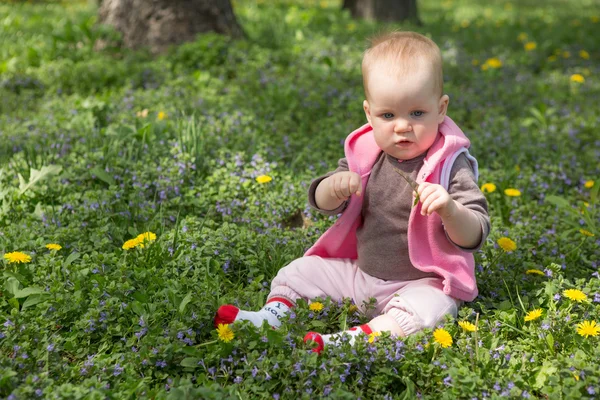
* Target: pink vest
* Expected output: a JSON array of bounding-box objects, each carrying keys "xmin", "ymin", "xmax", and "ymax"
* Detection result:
[{"xmin": 305, "ymin": 116, "xmax": 479, "ymax": 301}]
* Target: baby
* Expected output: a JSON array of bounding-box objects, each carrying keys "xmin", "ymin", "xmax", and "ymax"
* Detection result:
[{"xmin": 215, "ymin": 31, "xmax": 490, "ymax": 353}]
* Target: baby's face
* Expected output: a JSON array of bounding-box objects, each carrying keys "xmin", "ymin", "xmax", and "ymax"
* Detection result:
[{"xmin": 363, "ymin": 64, "xmax": 448, "ymax": 160}]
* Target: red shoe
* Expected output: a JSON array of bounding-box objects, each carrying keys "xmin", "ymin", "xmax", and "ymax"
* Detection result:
[
  {"xmin": 214, "ymin": 305, "xmax": 239, "ymax": 327},
  {"xmin": 303, "ymin": 332, "xmax": 324, "ymax": 354}
]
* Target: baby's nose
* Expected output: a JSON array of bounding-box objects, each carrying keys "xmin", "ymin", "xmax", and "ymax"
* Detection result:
[{"xmin": 394, "ymin": 119, "xmax": 412, "ymax": 132}]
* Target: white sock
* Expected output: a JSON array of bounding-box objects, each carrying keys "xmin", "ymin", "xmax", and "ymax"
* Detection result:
[
  {"xmin": 322, "ymin": 324, "xmax": 373, "ymax": 345},
  {"xmin": 236, "ymin": 301, "xmax": 291, "ymax": 328},
  {"xmin": 215, "ymin": 297, "xmax": 293, "ymax": 328}
]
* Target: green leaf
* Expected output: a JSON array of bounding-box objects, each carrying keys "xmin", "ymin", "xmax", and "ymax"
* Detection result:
[
  {"xmin": 534, "ymin": 361, "xmax": 557, "ymax": 389},
  {"xmin": 14, "ymin": 286, "xmax": 45, "ymax": 299},
  {"xmin": 21, "ymin": 293, "xmax": 51, "ymax": 310},
  {"xmin": 5, "ymin": 277, "xmax": 21, "ymax": 296},
  {"xmin": 544, "ymin": 195, "xmax": 571, "ymax": 209},
  {"xmin": 18, "ymin": 165, "xmax": 63, "ymax": 195},
  {"xmin": 90, "ymin": 166, "xmax": 115, "ymax": 186},
  {"xmin": 179, "ymin": 291, "xmax": 193, "ymax": 314},
  {"xmin": 3, "ymin": 271, "xmax": 28, "ymax": 284},
  {"xmin": 179, "ymin": 357, "xmax": 201, "ymax": 368},
  {"xmin": 64, "ymin": 252, "xmax": 80, "ymax": 268},
  {"xmin": 545, "ymin": 332, "xmax": 554, "ymax": 354}
]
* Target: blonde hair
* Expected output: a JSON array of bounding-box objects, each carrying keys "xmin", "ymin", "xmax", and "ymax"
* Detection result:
[{"xmin": 362, "ymin": 31, "xmax": 444, "ymax": 99}]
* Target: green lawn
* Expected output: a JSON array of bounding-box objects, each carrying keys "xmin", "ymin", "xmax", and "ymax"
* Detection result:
[{"xmin": 0, "ymin": 0, "xmax": 599, "ymax": 398}]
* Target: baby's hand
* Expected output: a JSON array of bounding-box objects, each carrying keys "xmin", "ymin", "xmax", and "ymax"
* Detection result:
[
  {"xmin": 328, "ymin": 171, "xmax": 362, "ymax": 200},
  {"xmin": 416, "ymin": 182, "xmax": 457, "ymax": 218}
]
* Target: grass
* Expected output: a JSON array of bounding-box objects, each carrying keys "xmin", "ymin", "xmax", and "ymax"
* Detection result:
[{"xmin": 0, "ymin": 0, "xmax": 599, "ymax": 398}]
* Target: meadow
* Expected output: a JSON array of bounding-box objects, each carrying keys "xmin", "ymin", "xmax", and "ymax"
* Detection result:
[{"xmin": 0, "ymin": 0, "xmax": 599, "ymax": 398}]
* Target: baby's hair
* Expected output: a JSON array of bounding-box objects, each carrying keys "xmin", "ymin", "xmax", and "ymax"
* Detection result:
[{"xmin": 362, "ymin": 31, "xmax": 444, "ymax": 99}]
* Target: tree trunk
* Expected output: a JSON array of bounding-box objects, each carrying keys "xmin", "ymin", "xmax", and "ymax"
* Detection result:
[
  {"xmin": 97, "ymin": 0, "xmax": 244, "ymax": 54},
  {"xmin": 343, "ymin": 0, "xmax": 421, "ymax": 25}
]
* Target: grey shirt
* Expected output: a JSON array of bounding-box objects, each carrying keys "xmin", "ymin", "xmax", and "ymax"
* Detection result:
[{"xmin": 308, "ymin": 151, "xmax": 490, "ymax": 281}]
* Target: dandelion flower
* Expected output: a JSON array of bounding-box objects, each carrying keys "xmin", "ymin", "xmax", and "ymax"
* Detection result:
[
  {"xmin": 584, "ymin": 180, "xmax": 594, "ymax": 188},
  {"xmin": 3, "ymin": 251, "xmax": 32, "ymax": 264},
  {"xmin": 433, "ymin": 328, "xmax": 453, "ymax": 348},
  {"xmin": 136, "ymin": 232, "xmax": 157, "ymax": 247},
  {"xmin": 524, "ymin": 308, "xmax": 543, "ymax": 322},
  {"xmin": 458, "ymin": 321, "xmax": 477, "ymax": 332},
  {"xmin": 348, "ymin": 305, "xmax": 359, "ymax": 314},
  {"xmin": 517, "ymin": 32, "xmax": 528, "ymax": 42},
  {"xmin": 368, "ymin": 331, "xmax": 381, "ymax": 343},
  {"xmin": 526, "ymin": 269, "xmax": 545, "ymax": 276},
  {"xmin": 497, "ymin": 237, "xmax": 517, "ymax": 252},
  {"xmin": 122, "ymin": 238, "xmax": 141, "ymax": 250},
  {"xmin": 562, "ymin": 51, "xmax": 571, "ymax": 58},
  {"xmin": 579, "ymin": 50, "xmax": 590, "ymax": 60},
  {"xmin": 217, "ymin": 324, "xmax": 235, "ymax": 343},
  {"xmin": 570, "ymin": 74, "xmax": 585, "ymax": 83},
  {"xmin": 579, "ymin": 229, "xmax": 595, "ymax": 237},
  {"xmin": 309, "ymin": 302, "xmax": 324, "ymax": 312},
  {"xmin": 483, "ymin": 58, "xmax": 503, "ymax": 69},
  {"xmin": 524, "ymin": 42, "xmax": 537, "ymax": 51},
  {"xmin": 255, "ymin": 175, "xmax": 273, "ymax": 184},
  {"xmin": 481, "ymin": 183, "xmax": 497, "ymax": 193},
  {"xmin": 45, "ymin": 244, "xmax": 62, "ymax": 251},
  {"xmin": 563, "ymin": 289, "xmax": 587, "ymax": 302},
  {"xmin": 576, "ymin": 320, "xmax": 600, "ymax": 338},
  {"xmin": 504, "ymin": 188, "xmax": 521, "ymax": 197},
  {"xmin": 157, "ymin": 111, "xmax": 168, "ymax": 120}
]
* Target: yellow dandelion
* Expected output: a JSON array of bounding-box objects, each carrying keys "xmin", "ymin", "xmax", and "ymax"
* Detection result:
[
  {"xmin": 309, "ymin": 302, "xmax": 324, "ymax": 312},
  {"xmin": 122, "ymin": 238, "xmax": 141, "ymax": 250},
  {"xmin": 547, "ymin": 55, "xmax": 557, "ymax": 62},
  {"xmin": 517, "ymin": 32, "xmax": 528, "ymax": 42},
  {"xmin": 570, "ymin": 74, "xmax": 585, "ymax": 84},
  {"xmin": 216, "ymin": 324, "xmax": 235, "ymax": 343},
  {"xmin": 504, "ymin": 188, "xmax": 521, "ymax": 197},
  {"xmin": 45, "ymin": 243, "xmax": 62, "ymax": 251},
  {"xmin": 524, "ymin": 42, "xmax": 537, "ymax": 51},
  {"xmin": 433, "ymin": 328, "xmax": 453, "ymax": 348},
  {"xmin": 136, "ymin": 109, "xmax": 149, "ymax": 118},
  {"xmin": 497, "ymin": 237, "xmax": 517, "ymax": 252},
  {"xmin": 526, "ymin": 269, "xmax": 545, "ymax": 276},
  {"xmin": 157, "ymin": 111, "xmax": 167, "ymax": 121},
  {"xmin": 136, "ymin": 231, "xmax": 157, "ymax": 248},
  {"xmin": 368, "ymin": 331, "xmax": 381, "ymax": 343},
  {"xmin": 3, "ymin": 251, "xmax": 32, "ymax": 264},
  {"xmin": 348, "ymin": 305, "xmax": 359, "ymax": 314},
  {"xmin": 563, "ymin": 289, "xmax": 587, "ymax": 302},
  {"xmin": 576, "ymin": 320, "xmax": 600, "ymax": 338},
  {"xmin": 584, "ymin": 180, "xmax": 594, "ymax": 188},
  {"xmin": 481, "ymin": 183, "xmax": 497, "ymax": 193},
  {"xmin": 255, "ymin": 175, "xmax": 273, "ymax": 184},
  {"xmin": 524, "ymin": 308, "xmax": 543, "ymax": 322},
  {"xmin": 562, "ymin": 51, "xmax": 571, "ymax": 58},
  {"xmin": 579, "ymin": 50, "xmax": 590, "ymax": 60},
  {"xmin": 458, "ymin": 320, "xmax": 477, "ymax": 332},
  {"xmin": 580, "ymin": 229, "xmax": 595, "ymax": 237},
  {"xmin": 483, "ymin": 58, "xmax": 503, "ymax": 69}
]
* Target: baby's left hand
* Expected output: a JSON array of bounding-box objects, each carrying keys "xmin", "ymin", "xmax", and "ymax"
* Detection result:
[{"xmin": 416, "ymin": 182, "xmax": 457, "ymax": 218}]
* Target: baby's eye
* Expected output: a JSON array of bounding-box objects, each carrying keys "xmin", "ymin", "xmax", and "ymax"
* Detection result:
[
  {"xmin": 383, "ymin": 113, "xmax": 394, "ymax": 119},
  {"xmin": 411, "ymin": 111, "xmax": 425, "ymax": 117}
]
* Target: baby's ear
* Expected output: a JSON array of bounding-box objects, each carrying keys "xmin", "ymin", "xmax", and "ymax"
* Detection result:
[
  {"xmin": 437, "ymin": 95, "xmax": 449, "ymax": 124},
  {"xmin": 363, "ymin": 100, "xmax": 372, "ymax": 125}
]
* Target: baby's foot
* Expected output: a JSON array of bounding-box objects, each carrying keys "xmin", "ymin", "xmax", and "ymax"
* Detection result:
[
  {"xmin": 303, "ymin": 324, "xmax": 373, "ymax": 354},
  {"xmin": 214, "ymin": 297, "xmax": 293, "ymax": 328}
]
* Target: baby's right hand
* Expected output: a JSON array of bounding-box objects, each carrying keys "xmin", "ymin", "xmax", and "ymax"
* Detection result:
[{"xmin": 327, "ymin": 171, "xmax": 362, "ymax": 200}]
